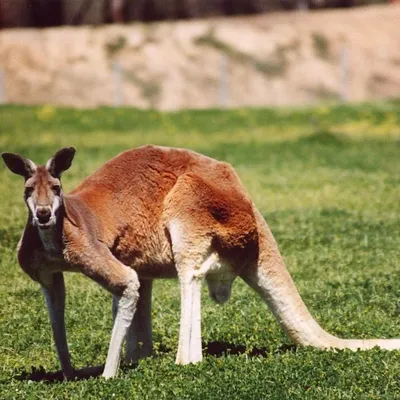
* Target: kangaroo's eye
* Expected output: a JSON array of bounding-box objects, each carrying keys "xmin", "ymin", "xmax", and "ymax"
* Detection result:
[
  {"xmin": 52, "ymin": 185, "xmax": 61, "ymax": 196},
  {"xmin": 24, "ymin": 187, "xmax": 34, "ymax": 198}
]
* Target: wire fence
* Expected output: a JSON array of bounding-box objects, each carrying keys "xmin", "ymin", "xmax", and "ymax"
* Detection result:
[
  {"xmin": 0, "ymin": 42, "xmax": 381, "ymax": 110},
  {"xmin": 105, "ymin": 44, "xmax": 350, "ymax": 109}
]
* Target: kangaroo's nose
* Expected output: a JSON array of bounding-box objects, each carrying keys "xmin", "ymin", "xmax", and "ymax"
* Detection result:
[{"xmin": 36, "ymin": 207, "xmax": 51, "ymax": 224}]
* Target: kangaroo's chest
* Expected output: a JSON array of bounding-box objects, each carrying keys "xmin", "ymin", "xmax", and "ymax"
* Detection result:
[
  {"xmin": 39, "ymin": 228, "xmax": 62, "ymax": 254},
  {"xmin": 35, "ymin": 229, "xmax": 80, "ymax": 274}
]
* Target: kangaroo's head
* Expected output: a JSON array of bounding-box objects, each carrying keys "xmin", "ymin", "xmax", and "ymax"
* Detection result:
[{"xmin": 2, "ymin": 147, "xmax": 76, "ymax": 229}]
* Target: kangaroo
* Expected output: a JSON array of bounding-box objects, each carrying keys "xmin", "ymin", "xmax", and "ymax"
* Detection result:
[{"xmin": 2, "ymin": 145, "xmax": 399, "ymax": 380}]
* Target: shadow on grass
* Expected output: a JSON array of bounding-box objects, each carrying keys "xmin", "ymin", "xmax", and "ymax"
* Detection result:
[
  {"xmin": 15, "ymin": 364, "xmax": 137, "ymax": 383},
  {"xmin": 204, "ymin": 341, "xmax": 297, "ymax": 358},
  {"xmin": 14, "ymin": 342, "xmax": 296, "ymax": 383}
]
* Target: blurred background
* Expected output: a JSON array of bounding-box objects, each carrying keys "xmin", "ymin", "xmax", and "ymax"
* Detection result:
[
  {"xmin": 0, "ymin": 0, "xmax": 399, "ymax": 110},
  {"xmin": 0, "ymin": 0, "xmax": 394, "ymax": 26}
]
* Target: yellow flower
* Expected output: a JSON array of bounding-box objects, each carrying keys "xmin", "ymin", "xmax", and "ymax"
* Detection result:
[
  {"xmin": 316, "ymin": 106, "xmax": 329, "ymax": 116},
  {"xmin": 37, "ymin": 105, "xmax": 56, "ymax": 121}
]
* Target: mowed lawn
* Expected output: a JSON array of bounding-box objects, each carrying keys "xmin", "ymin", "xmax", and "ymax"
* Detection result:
[{"xmin": 0, "ymin": 102, "xmax": 399, "ymax": 399}]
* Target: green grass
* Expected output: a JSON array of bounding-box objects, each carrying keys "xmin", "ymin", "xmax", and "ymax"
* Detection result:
[{"xmin": 0, "ymin": 101, "xmax": 400, "ymax": 399}]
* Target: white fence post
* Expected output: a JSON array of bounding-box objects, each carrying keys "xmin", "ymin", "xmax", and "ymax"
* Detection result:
[
  {"xmin": 219, "ymin": 53, "xmax": 229, "ymax": 108},
  {"xmin": 0, "ymin": 69, "xmax": 5, "ymax": 104},
  {"xmin": 113, "ymin": 61, "xmax": 123, "ymax": 107},
  {"xmin": 340, "ymin": 45, "xmax": 349, "ymax": 102}
]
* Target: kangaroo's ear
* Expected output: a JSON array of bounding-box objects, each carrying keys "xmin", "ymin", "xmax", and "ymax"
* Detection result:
[
  {"xmin": 1, "ymin": 152, "xmax": 37, "ymax": 179},
  {"xmin": 46, "ymin": 147, "xmax": 76, "ymax": 178}
]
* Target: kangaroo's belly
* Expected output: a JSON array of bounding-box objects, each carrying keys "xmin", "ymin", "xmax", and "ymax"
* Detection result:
[
  {"xmin": 133, "ymin": 262, "xmax": 178, "ymax": 279},
  {"xmin": 111, "ymin": 228, "xmax": 177, "ymax": 279}
]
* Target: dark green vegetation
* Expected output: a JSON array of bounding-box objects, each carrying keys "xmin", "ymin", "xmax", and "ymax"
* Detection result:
[
  {"xmin": 312, "ymin": 32, "xmax": 331, "ymax": 61},
  {"xmin": 0, "ymin": 101, "xmax": 399, "ymax": 399},
  {"xmin": 194, "ymin": 29, "xmax": 295, "ymax": 77}
]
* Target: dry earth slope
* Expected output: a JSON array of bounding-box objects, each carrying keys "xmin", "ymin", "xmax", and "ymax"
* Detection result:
[{"xmin": 0, "ymin": 4, "xmax": 399, "ymax": 110}]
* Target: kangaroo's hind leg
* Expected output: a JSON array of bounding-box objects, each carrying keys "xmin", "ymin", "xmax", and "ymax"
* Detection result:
[{"xmin": 168, "ymin": 219, "xmax": 217, "ymax": 365}]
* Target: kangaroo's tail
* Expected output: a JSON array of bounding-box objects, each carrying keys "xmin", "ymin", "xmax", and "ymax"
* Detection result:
[{"xmin": 241, "ymin": 206, "xmax": 400, "ymax": 351}]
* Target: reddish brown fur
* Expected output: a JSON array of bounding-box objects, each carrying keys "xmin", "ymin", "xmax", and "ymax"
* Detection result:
[{"xmin": 60, "ymin": 145, "xmax": 258, "ymax": 283}]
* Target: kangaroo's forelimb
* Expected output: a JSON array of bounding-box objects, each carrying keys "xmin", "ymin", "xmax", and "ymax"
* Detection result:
[
  {"xmin": 124, "ymin": 279, "xmax": 153, "ymax": 364},
  {"xmin": 41, "ymin": 272, "xmax": 74, "ymax": 380}
]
